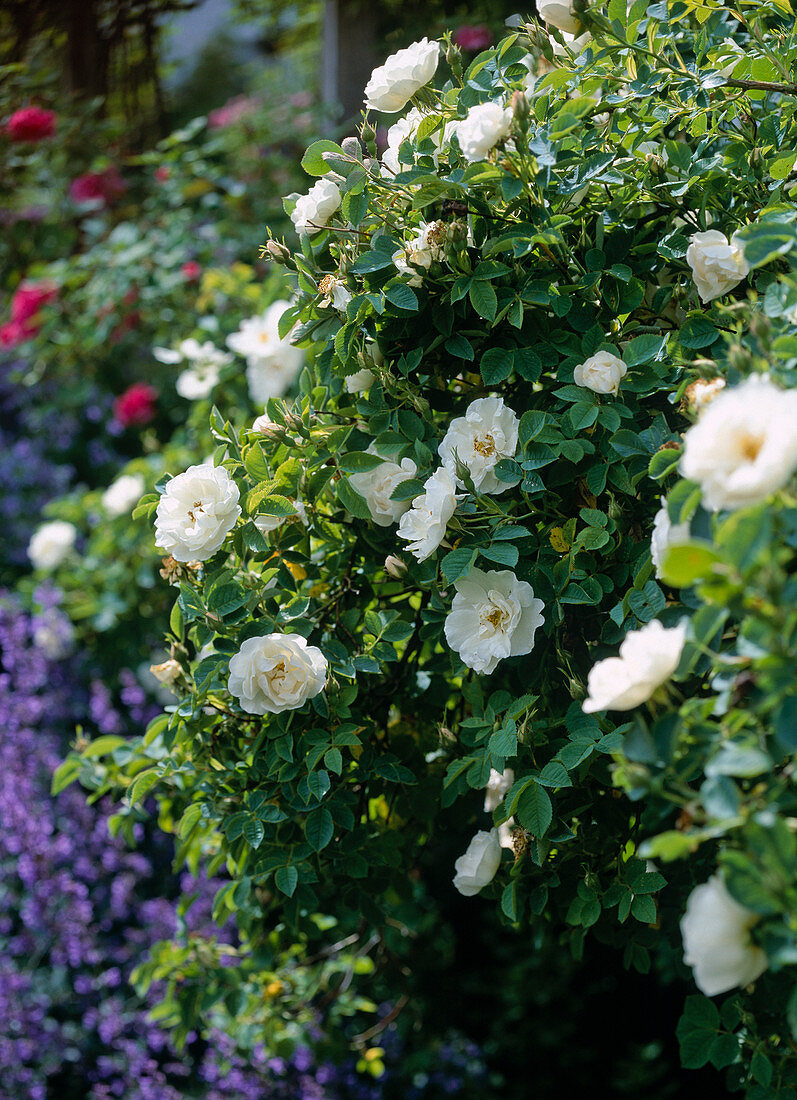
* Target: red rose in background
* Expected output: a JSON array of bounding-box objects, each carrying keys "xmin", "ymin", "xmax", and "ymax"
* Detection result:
[
  {"xmin": 11, "ymin": 281, "xmax": 58, "ymax": 326},
  {"xmin": 113, "ymin": 382, "xmax": 158, "ymax": 427},
  {"xmin": 181, "ymin": 261, "xmax": 202, "ymax": 281},
  {"xmin": 0, "ymin": 322, "xmax": 28, "ymax": 349},
  {"xmin": 154, "ymin": 166, "xmax": 170, "ymax": 183},
  {"xmin": 452, "ymin": 25, "xmax": 494, "ymax": 51},
  {"xmin": 5, "ymin": 106, "xmax": 57, "ymax": 142},
  {"xmin": 69, "ymin": 166, "xmax": 127, "ymax": 207}
]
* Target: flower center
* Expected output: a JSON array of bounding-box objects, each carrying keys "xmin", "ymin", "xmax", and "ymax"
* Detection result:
[
  {"xmin": 738, "ymin": 431, "xmax": 765, "ymax": 462},
  {"xmin": 187, "ymin": 499, "xmax": 204, "ymax": 522},
  {"xmin": 473, "ymin": 433, "xmax": 496, "ymax": 458},
  {"xmin": 481, "ymin": 602, "xmax": 508, "ymax": 630}
]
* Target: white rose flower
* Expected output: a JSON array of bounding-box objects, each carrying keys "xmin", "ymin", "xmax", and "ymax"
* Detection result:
[
  {"xmin": 583, "ymin": 620, "xmax": 687, "ymax": 713},
  {"xmin": 252, "ymin": 413, "xmax": 278, "ymax": 434},
  {"xmin": 686, "ymin": 230, "xmax": 750, "ymax": 303},
  {"xmin": 457, "ymin": 101, "xmax": 513, "ymax": 163},
  {"xmin": 150, "ymin": 658, "xmax": 182, "ymax": 687},
  {"xmin": 154, "ymin": 463, "xmax": 241, "ymax": 562},
  {"xmin": 397, "ymin": 467, "xmax": 458, "ymax": 561},
  {"xmin": 438, "ymin": 396, "xmax": 519, "ymax": 494},
  {"xmin": 102, "ymin": 472, "xmax": 146, "ymax": 518},
  {"xmin": 551, "ymin": 29, "xmax": 592, "ymax": 56},
  {"xmin": 349, "ymin": 447, "xmax": 418, "ymax": 527},
  {"xmin": 681, "ymin": 875, "xmax": 768, "ymax": 996},
  {"xmin": 573, "ymin": 350, "xmax": 627, "ymax": 396},
  {"xmin": 444, "ymin": 567, "xmax": 544, "ymax": 675},
  {"xmin": 392, "ymin": 221, "xmax": 448, "ymax": 284},
  {"xmin": 381, "ymin": 108, "xmax": 452, "ymax": 175},
  {"xmin": 650, "ymin": 499, "xmax": 691, "ymax": 579},
  {"xmin": 154, "ymin": 339, "xmax": 232, "ymax": 401},
  {"xmin": 453, "ymin": 829, "xmax": 502, "ymax": 896},
  {"xmin": 345, "ymin": 368, "xmax": 376, "ymax": 394},
  {"xmin": 227, "ymin": 632, "xmax": 328, "ymax": 715},
  {"xmin": 227, "ymin": 301, "xmax": 304, "ymax": 404},
  {"xmin": 363, "ymin": 38, "xmax": 440, "ymax": 114},
  {"xmin": 484, "ymin": 767, "xmax": 515, "ymax": 813},
  {"xmin": 680, "ymin": 375, "xmax": 797, "ymax": 511},
  {"xmin": 290, "ymin": 177, "xmax": 341, "ymax": 236},
  {"xmin": 32, "ymin": 608, "xmax": 74, "ymax": 659},
  {"xmin": 537, "ymin": 0, "xmax": 582, "ymax": 34},
  {"xmin": 28, "ymin": 519, "xmax": 77, "ymax": 570}
]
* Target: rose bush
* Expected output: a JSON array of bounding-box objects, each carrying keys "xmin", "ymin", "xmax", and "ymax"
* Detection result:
[{"xmin": 58, "ymin": 3, "xmax": 797, "ymax": 1095}]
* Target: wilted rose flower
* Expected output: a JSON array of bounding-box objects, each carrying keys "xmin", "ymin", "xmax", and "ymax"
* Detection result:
[
  {"xmin": 680, "ymin": 375, "xmax": 797, "ymax": 511},
  {"xmin": 686, "ymin": 230, "xmax": 749, "ymax": 303},
  {"xmin": 452, "ymin": 25, "xmax": 494, "ymax": 52},
  {"xmin": 364, "ymin": 38, "xmax": 440, "ymax": 113},
  {"xmin": 685, "ymin": 376, "xmax": 726, "ymax": 413},
  {"xmin": 154, "ymin": 463, "xmax": 241, "ymax": 562},
  {"xmin": 226, "ymin": 301, "xmax": 304, "ymax": 404},
  {"xmin": 574, "ymin": 350, "xmax": 627, "ymax": 396},
  {"xmin": 150, "ymin": 659, "xmax": 182, "ymax": 687},
  {"xmin": 102, "ymin": 472, "xmax": 146, "ymax": 518},
  {"xmin": 318, "ymin": 274, "xmax": 352, "ymax": 312},
  {"xmin": 537, "ymin": 0, "xmax": 582, "ymax": 33},
  {"xmin": 290, "ymin": 178, "xmax": 341, "ymax": 236},
  {"xmin": 392, "ymin": 220, "xmax": 448, "ymax": 284},
  {"xmin": 5, "ymin": 105, "xmax": 57, "ymax": 142},
  {"xmin": 438, "ymin": 396, "xmax": 519, "ymax": 494},
  {"xmin": 349, "ymin": 446, "xmax": 418, "ymax": 526},
  {"xmin": 397, "ymin": 467, "xmax": 458, "ymax": 561},
  {"xmin": 453, "ymin": 829, "xmax": 502, "ymax": 896},
  {"xmin": 227, "ymin": 633, "xmax": 327, "ymax": 715},
  {"xmin": 28, "ymin": 520, "xmax": 77, "ymax": 571},
  {"xmin": 69, "ymin": 166, "xmax": 127, "ymax": 207},
  {"xmin": 445, "ymin": 567, "xmax": 544, "ymax": 675},
  {"xmin": 113, "ymin": 382, "xmax": 158, "ymax": 427},
  {"xmin": 650, "ymin": 499, "xmax": 691, "ymax": 579},
  {"xmin": 456, "ymin": 101, "xmax": 513, "ymax": 163},
  {"xmin": 583, "ymin": 620, "xmax": 687, "ymax": 713},
  {"xmin": 681, "ymin": 875, "xmax": 768, "ymax": 996}
]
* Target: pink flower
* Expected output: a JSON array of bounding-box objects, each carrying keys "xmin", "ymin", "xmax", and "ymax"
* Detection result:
[
  {"xmin": 207, "ymin": 95, "xmax": 260, "ymax": 129},
  {"xmin": 0, "ymin": 321, "xmax": 28, "ymax": 349},
  {"xmin": 69, "ymin": 166, "xmax": 127, "ymax": 207},
  {"xmin": 452, "ymin": 24, "xmax": 494, "ymax": 51},
  {"xmin": 181, "ymin": 261, "xmax": 202, "ymax": 281},
  {"xmin": 5, "ymin": 106, "xmax": 57, "ymax": 142},
  {"xmin": 154, "ymin": 166, "xmax": 170, "ymax": 182},
  {"xmin": 11, "ymin": 281, "xmax": 57, "ymax": 326},
  {"xmin": 113, "ymin": 382, "xmax": 158, "ymax": 427}
]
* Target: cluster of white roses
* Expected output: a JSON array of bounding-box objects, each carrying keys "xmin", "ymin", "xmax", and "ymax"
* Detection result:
[
  {"xmin": 350, "ymin": 396, "xmax": 546, "ymax": 679},
  {"xmin": 153, "ymin": 462, "xmax": 328, "ymax": 717}
]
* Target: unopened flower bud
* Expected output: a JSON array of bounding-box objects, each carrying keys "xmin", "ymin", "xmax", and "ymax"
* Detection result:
[
  {"xmin": 264, "ymin": 240, "xmax": 291, "ymax": 265},
  {"xmin": 446, "ymin": 41, "xmax": 463, "ymax": 81},
  {"xmin": 510, "ymin": 90, "xmax": 530, "ymax": 131},
  {"xmin": 384, "ymin": 554, "xmax": 408, "ymax": 579},
  {"xmin": 360, "ymin": 120, "xmax": 378, "ymax": 158}
]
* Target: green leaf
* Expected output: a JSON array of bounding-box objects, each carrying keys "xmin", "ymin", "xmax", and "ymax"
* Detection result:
[
  {"xmin": 441, "ymin": 546, "xmax": 478, "ymax": 583},
  {"xmin": 660, "ymin": 541, "xmax": 723, "ymax": 587},
  {"xmin": 623, "ymin": 334, "xmax": 666, "ymax": 366},
  {"xmin": 480, "ymin": 347, "xmax": 513, "ymax": 384},
  {"xmin": 384, "ymin": 282, "xmax": 419, "ymax": 311},
  {"xmin": 679, "ymin": 316, "xmax": 719, "ymax": 349},
  {"xmin": 337, "ymin": 477, "xmax": 373, "ymax": 520},
  {"xmin": 244, "ymin": 818, "xmax": 265, "ymax": 849},
  {"xmin": 501, "ymin": 882, "xmax": 520, "ymax": 921},
  {"xmin": 275, "ymin": 865, "xmax": 299, "ymax": 897},
  {"xmin": 301, "ymin": 139, "xmax": 345, "ymax": 175},
  {"xmin": 305, "ymin": 807, "xmax": 334, "ymax": 851},
  {"xmin": 516, "ymin": 782, "xmax": 552, "ymax": 837},
  {"xmin": 81, "ymin": 735, "xmax": 127, "ymax": 757},
  {"xmin": 470, "ymin": 280, "xmax": 498, "ymax": 321},
  {"xmin": 128, "ymin": 768, "xmax": 159, "ymax": 805}
]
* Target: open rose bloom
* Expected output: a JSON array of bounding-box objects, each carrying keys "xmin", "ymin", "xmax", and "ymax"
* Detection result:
[
  {"xmin": 583, "ymin": 620, "xmax": 687, "ymax": 712},
  {"xmin": 154, "ymin": 463, "xmax": 241, "ymax": 562},
  {"xmin": 445, "ymin": 567, "xmax": 545, "ymax": 675},
  {"xmin": 227, "ymin": 633, "xmax": 327, "ymax": 715},
  {"xmin": 681, "ymin": 875, "xmax": 768, "ymax": 996},
  {"xmin": 364, "ymin": 38, "xmax": 440, "ymax": 113}
]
